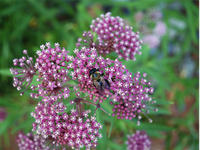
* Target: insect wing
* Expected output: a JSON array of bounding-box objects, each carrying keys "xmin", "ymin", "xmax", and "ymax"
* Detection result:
[
  {"xmin": 93, "ymin": 80, "xmax": 104, "ymax": 95},
  {"xmin": 103, "ymin": 79, "xmax": 110, "ymax": 91},
  {"xmin": 101, "ymin": 78, "xmax": 110, "ymax": 95}
]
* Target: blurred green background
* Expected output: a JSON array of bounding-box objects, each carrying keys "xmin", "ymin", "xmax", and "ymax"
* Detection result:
[{"xmin": 0, "ymin": 0, "xmax": 199, "ymax": 150}]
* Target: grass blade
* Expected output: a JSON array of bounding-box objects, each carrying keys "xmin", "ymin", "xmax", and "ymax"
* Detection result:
[{"xmin": 108, "ymin": 116, "xmax": 115, "ymax": 138}]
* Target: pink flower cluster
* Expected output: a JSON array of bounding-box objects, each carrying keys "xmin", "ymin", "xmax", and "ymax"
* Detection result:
[
  {"xmin": 76, "ymin": 12, "xmax": 142, "ymax": 61},
  {"xmin": 126, "ymin": 130, "xmax": 151, "ymax": 150},
  {"xmin": 16, "ymin": 132, "xmax": 49, "ymax": 150},
  {"xmin": 10, "ymin": 50, "xmax": 37, "ymax": 96},
  {"xmin": 31, "ymin": 98, "xmax": 102, "ymax": 150},
  {"xmin": 146, "ymin": 9, "xmax": 162, "ymax": 22},
  {"xmin": 10, "ymin": 42, "xmax": 73, "ymax": 99},
  {"xmin": 31, "ymin": 42, "xmax": 72, "ymax": 99},
  {"xmin": 110, "ymin": 71, "xmax": 157, "ymax": 125},
  {"xmin": 143, "ymin": 35, "xmax": 160, "ymax": 49},
  {"xmin": 69, "ymin": 47, "xmax": 133, "ymax": 103},
  {"xmin": 154, "ymin": 21, "xmax": 166, "ymax": 36},
  {"xmin": 10, "ymin": 11, "xmax": 159, "ymax": 149},
  {"xmin": 134, "ymin": 8, "xmax": 166, "ymax": 49}
]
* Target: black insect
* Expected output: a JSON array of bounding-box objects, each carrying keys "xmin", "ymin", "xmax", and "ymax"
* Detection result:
[{"xmin": 89, "ymin": 68, "xmax": 110, "ymax": 96}]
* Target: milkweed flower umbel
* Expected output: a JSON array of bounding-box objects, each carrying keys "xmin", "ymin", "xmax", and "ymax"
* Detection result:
[
  {"xmin": 126, "ymin": 130, "xmax": 151, "ymax": 150},
  {"xmin": 110, "ymin": 71, "xmax": 157, "ymax": 125},
  {"xmin": 10, "ymin": 50, "xmax": 37, "ymax": 96},
  {"xmin": 76, "ymin": 12, "xmax": 142, "ymax": 61},
  {"xmin": 31, "ymin": 99, "xmax": 67, "ymax": 138},
  {"xmin": 90, "ymin": 12, "xmax": 143, "ymax": 61},
  {"xmin": 16, "ymin": 132, "xmax": 49, "ymax": 150},
  {"xmin": 70, "ymin": 47, "xmax": 133, "ymax": 103},
  {"xmin": 32, "ymin": 42, "xmax": 72, "ymax": 99},
  {"xmin": 143, "ymin": 34, "xmax": 160, "ymax": 49},
  {"xmin": 31, "ymin": 98, "xmax": 103, "ymax": 150},
  {"xmin": 10, "ymin": 42, "xmax": 72, "ymax": 99},
  {"xmin": 154, "ymin": 21, "xmax": 166, "ymax": 36}
]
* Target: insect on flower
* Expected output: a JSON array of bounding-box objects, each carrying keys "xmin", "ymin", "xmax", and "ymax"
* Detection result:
[{"xmin": 89, "ymin": 68, "xmax": 110, "ymax": 96}]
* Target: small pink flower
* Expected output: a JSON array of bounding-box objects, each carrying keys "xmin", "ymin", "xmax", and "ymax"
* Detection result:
[
  {"xmin": 147, "ymin": 8, "xmax": 162, "ymax": 21},
  {"xmin": 154, "ymin": 21, "xmax": 166, "ymax": 36},
  {"xmin": 47, "ymin": 81, "xmax": 57, "ymax": 90},
  {"xmin": 143, "ymin": 34, "xmax": 160, "ymax": 49},
  {"xmin": 134, "ymin": 12, "xmax": 144, "ymax": 22}
]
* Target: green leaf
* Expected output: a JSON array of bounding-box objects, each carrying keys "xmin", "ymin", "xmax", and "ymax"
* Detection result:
[
  {"xmin": 137, "ymin": 123, "xmax": 174, "ymax": 132},
  {"xmin": 64, "ymin": 102, "xmax": 75, "ymax": 113},
  {"xmin": 108, "ymin": 142, "xmax": 123, "ymax": 150},
  {"xmin": 184, "ymin": 1, "xmax": 198, "ymax": 44},
  {"xmin": 96, "ymin": 111, "xmax": 107, "ymax": 150},
  {"xmin": 108, "ymin": 116, "xmax": 115, "ymax": 138},
  {"xmin": 165, "ymin": 132, "xmax": 171, "ymax": 149},
  {"xmin": 149, "ymin": 108, "xmax": 171, "ymax": 115},
  {"xmin": 0, "ymin": 114, "xmax": 16, "ymax": 135},
  {"xmin": 146, "ymin": 130, "xmax": 165, "ymax": 138},
  {"xmin": 11, "ymin": 117, "xmax": 34, "ymax": 134},
  {"xmin": 0, "ymin": 69, "xmax": 14, "ymax": 77},
  {"xmin": 140, "ymin": 45, "xmax": 150, "ymax": 62},
  {"xmin": 0, "ymin": 3, "xmax": 23, "ymax": 17},
  {"xmin": 28, "ymin": 0, "xmax": 55, "ymax": 19},
  {"xmin": 3, "ymin": 130, "xmax": 10, "ymax": 147}
]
